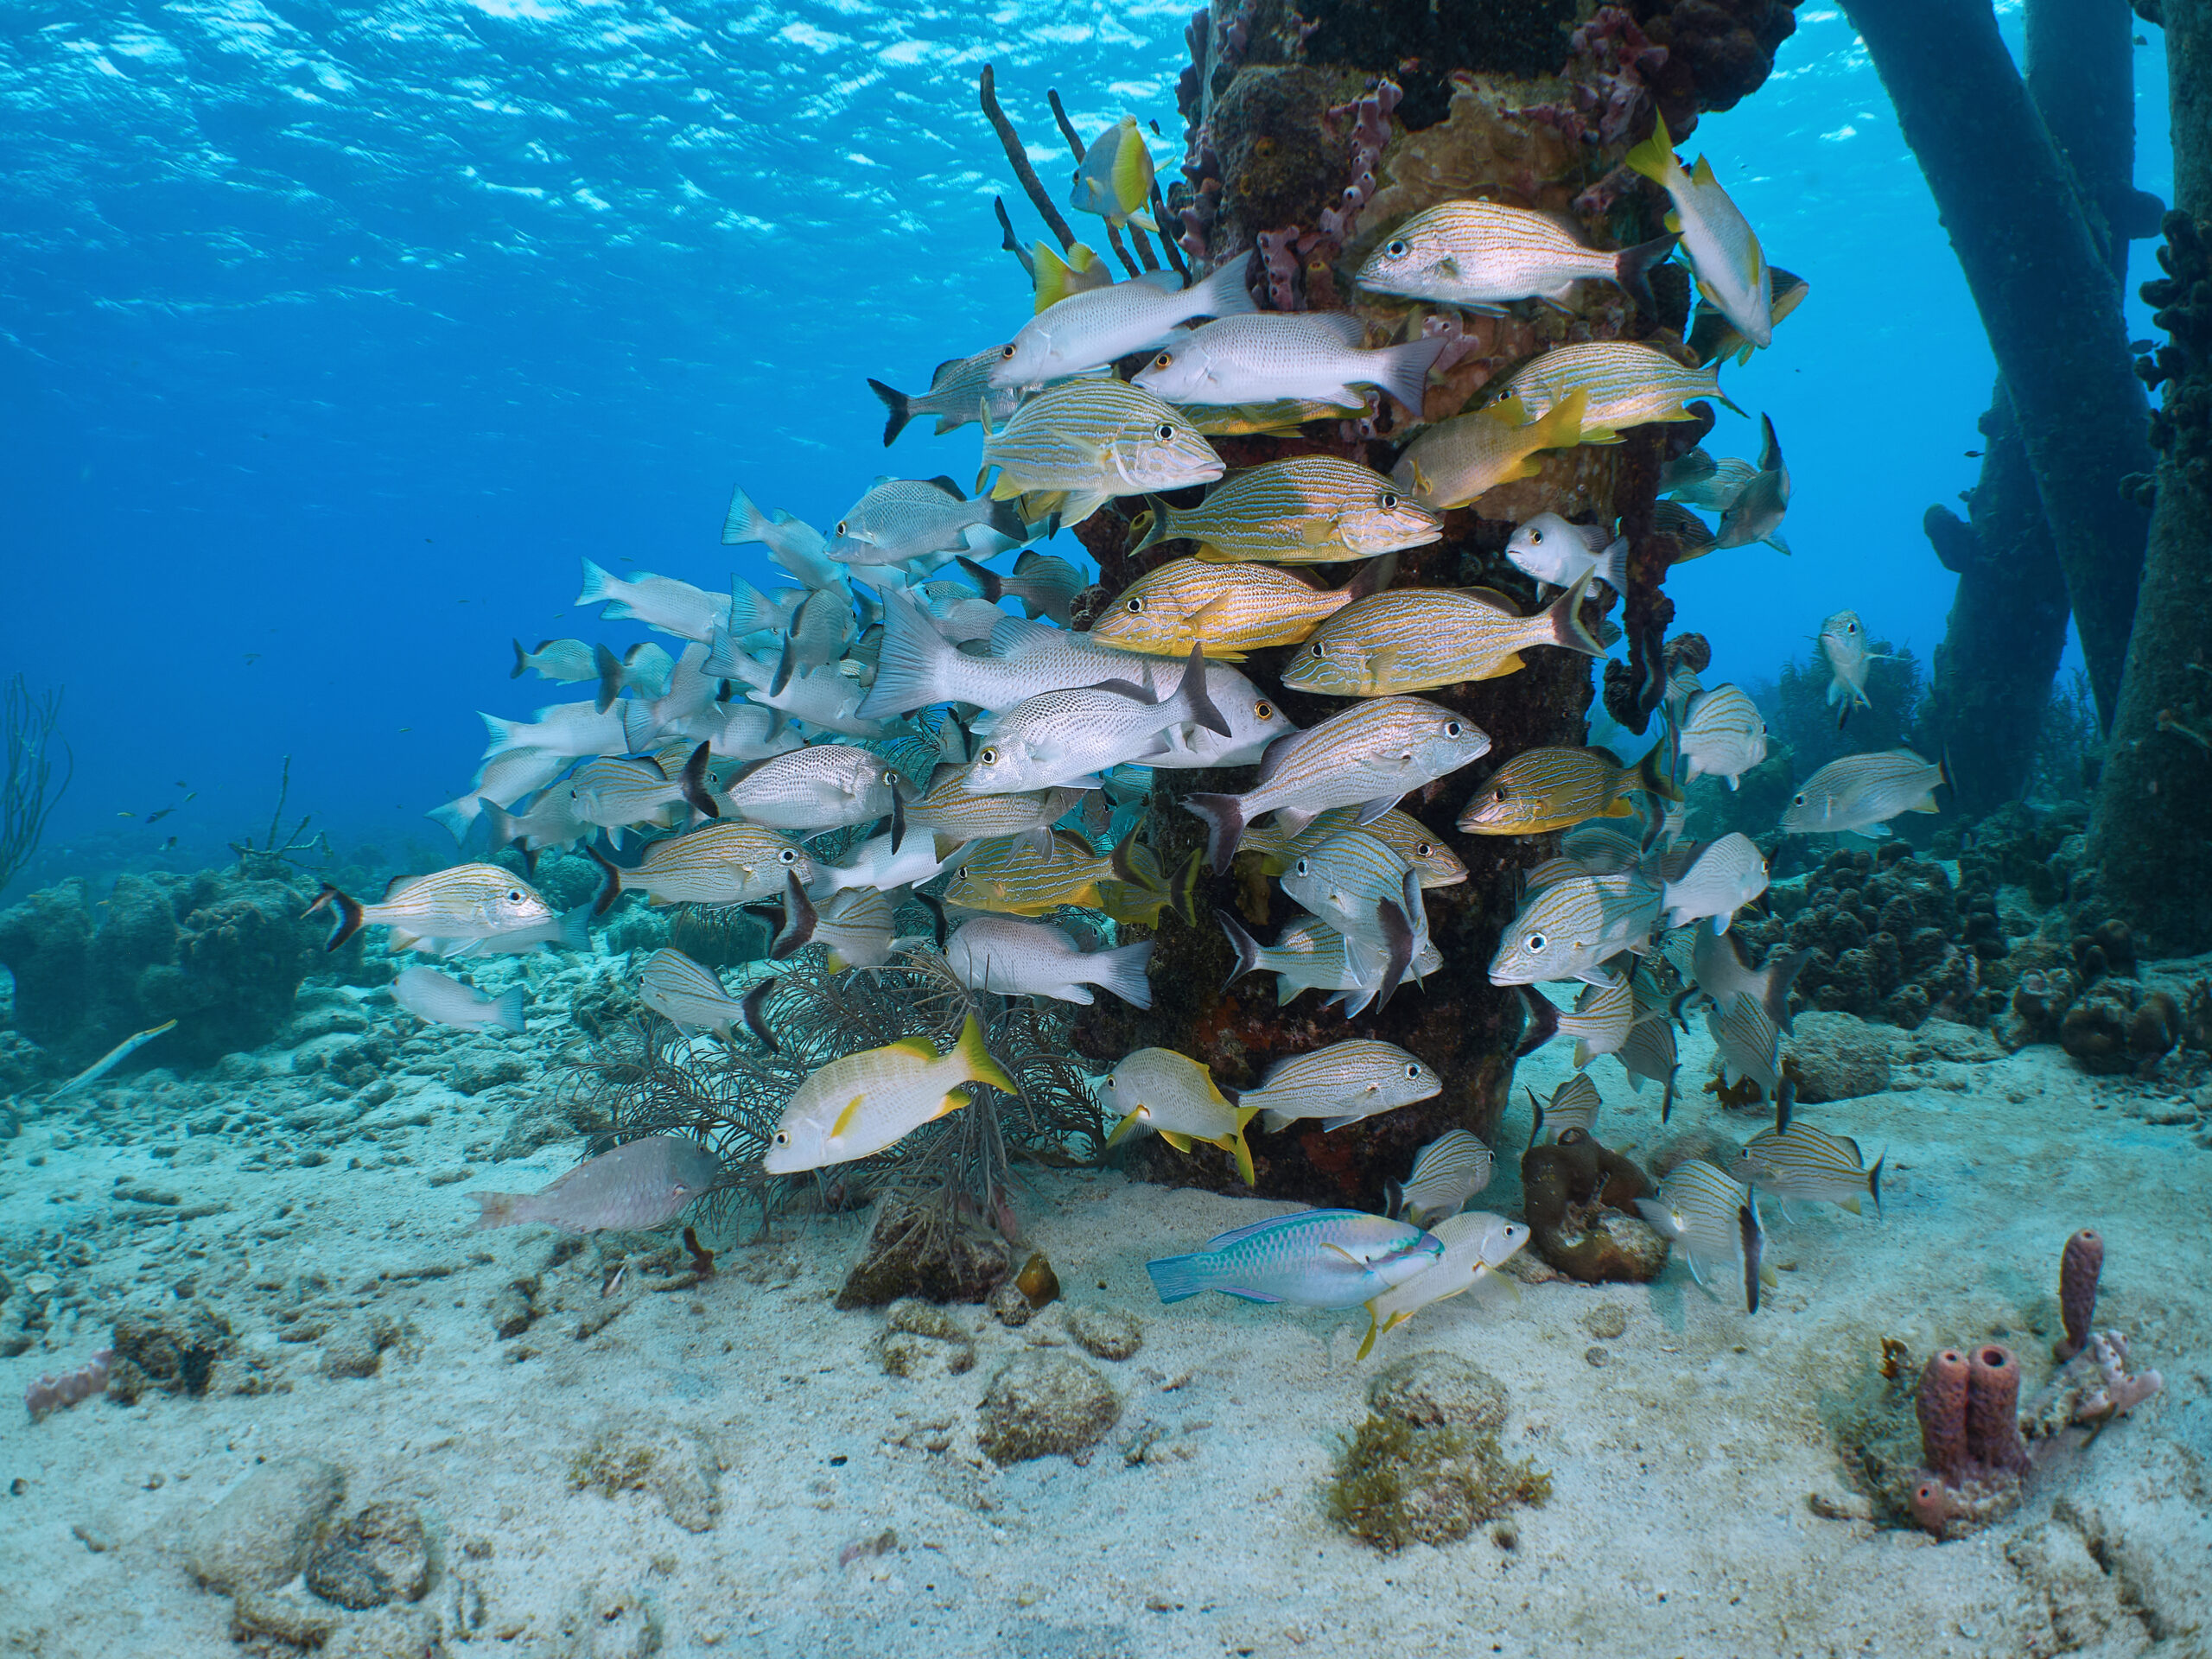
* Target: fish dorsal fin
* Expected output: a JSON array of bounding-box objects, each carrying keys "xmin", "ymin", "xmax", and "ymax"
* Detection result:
[
  {"xmin": 886, "ymin": 1034, "xmax": 938, "ymax": 1059},
  {"xmin": 830, "ymin": 1094, "xmax": 868, "ymax": 1138},
  {"xmin": 929, "ymin": 357, "xmax": 966, "ymax": 385},
  {"xmin": 1014, "ymin": 550, "xmax": 1043, "ymax": 573},
  {"xmin": 1460, "ymin": 586, "xmax": 1519, "ymax": 612},
  {"xmin": 1691, "ymin": 153, "xmax": 1719, "ymax": 190},
  {"xmin": 925, "ymin": 475, "xmax": 966, "ymax": 499}
]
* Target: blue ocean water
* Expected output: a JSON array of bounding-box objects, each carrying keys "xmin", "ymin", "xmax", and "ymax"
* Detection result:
[{"xmin": 0, "ymin": 1, "xmax": 2171, "ymax": 883}]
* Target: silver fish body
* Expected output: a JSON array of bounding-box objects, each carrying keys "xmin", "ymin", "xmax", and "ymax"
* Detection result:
[
  {"xmin": 944, "ymin": 915, "xmax": 1154, "ymax": 1007},
  {"xmin": 1661, "ymin": 832, "xmax": 1769, "ymax": 931},
  {"xmin": 391, "ymin": 966, "xmax": 525, "ymax": 1033},
  {"xmin": 1712, "ymin": 414, "xmax": 1790, "ymax": 554},
  {"xmin": 1781, "ymin": 750, "xmax": 1947, "ymax": 836},
  {"xmin": 1505, "ymin": 512, "xmax": 1629, "ymax": 594},
  {"xmin": 965, "ymin": 653, "xmax": 1225, "ymax": 793},
  {"xmin": 993, "ymin": 263, "xmax": 1253, "ymax": 388},
  {"xmin": 1386, "ymin": 1129, "xmax": 1496, "ymax": 1228},
  {"xmin": 1635, "ymin": 1158, "xmax": 1767, "ymax": 1312},
  {"xmin": 1133, "ymin": 311, "xmax": 1442, "ymax": 416},
  {"xmin": 1246, "ymin": 1039, "xmax": 1440, "ymax": 1135},
  {"xmin": 1487, "ymin": 873, "xmax": 1661, "ymax": 986},
  {"xmin": 1529, "ymin": 1071, "xmax": 1602, "ymax": 1144},
  {"xmin": 1679, "ymin": 683, "xmax": 1768, "ymax": 789},
  {"xmin": 575, "ymin": 559, "xmax": 727, "ymax": 643},
  {"xmin": 722, "ymin": 745, "xmax": 906, "ymax": 832},
  {"xmin": 868, "ymin": 349, "xmax": 1022, "ymax": 444},
  {"xmin": 1707, "ymin": 990, "xmax": 1782, "ymax": 1092},
  {"xmin": 472, "ymin": 1136, "xmax": 721, "ymax": 1233},
  {"xmin": 830, "ymin": 476, "xmax": 1024, "ymax": 569},
  {"xmin": 607, "ymin": 822, "xmax": 817, "ymax": 907},
  {"xmin": 1738, "ymin": 1122, "xmax": 1884, "ymax": 1215},
  {"xmin": 722, "ymin": 486, "xmax": 844, "ymax": 594},
  {"xmin": 512, "ymin": 638, "xmax": 596, "ymax": 683},
  {"xmin": 1280, "ymin": 830, "xmax": 1426, "ymax": 950},
  {"xmin": 859, "ymin": 591, "xmax": 1154, "ymax": 717},
  {"xmin": 638, "ymin": 948, "xmax": 753, "ymax": 1042},
  {"xmin": 1355, "ymin": 198, "xmax": 1672, "ymax": 308}
]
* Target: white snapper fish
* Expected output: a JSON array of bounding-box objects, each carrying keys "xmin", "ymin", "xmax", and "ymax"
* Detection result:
[
  {"xmin": 1624, "ymin": 110, "xmax": 1773, "ymax": 350},
  {"xmin": 575, "ymin": 559, "xmax": 727, "ymax": 643},
  {"xmin": 1184, "ymin": 696, "xmax": 1492, "ymax": 869},
  {"xmin": 1244, "ymin": 1039, "xmax": 1442, "ymax": 1135},
  {"xmin": 828, "ymin": 476, "xmax": 1026, "ymax": 573},
  {"xmin": 955, "ymin": 550, "xmax": 1086, "ymax": 626},
  {"xmin": 991, "ymin": 262, "xmax": 1253, "ymax": 389},
  {"xmin": 1386, "ymin": 1129, "xmax": 1497, "ymax": 1229},
  {"xmin": 1355, "ymin": 198, "xmax": 1678, "ymax": 311},
  {"xmin": 1505, "ymin": 512, "xmax": 1630, "ymax": 595},
  {"xmin": 1101, "ymin": 1046, "xmax": 1260, "ymax": 1186},
  {"xmin": 719, "ymin": 744, "xmax": 911, "ymax": 834},
  {"xmin": 943, "ymin": 915, "xmax": 1154, "ymax": 1007},
  {"xmin": 963, "ymin": 645, "xmax": 1230, "ymax": 792},
  {"xmin": 511, "ymin": 638, "xmax": 596, "ymax": 683},
  {"xmin": 1145, "ymin": 1208, "xmax": 1444, "ymax": 1308},
  {"xmin": 1133, "ymin": 311, "xmax": 1444, "ymax": 416},
  {"xmin": 1781, "ymin": 751, "xmax": 1948, "ymax": 836},
  {"xmin": 1636, "ymin": 1159, "xmax": 1772, "ymax": 1314},
  {"xmin": 868, "ymin": 348, "xmax": 1022, "ymax": 446},
  {"xmin": 1279, "ymin": 831, "xmax": 1433, "ymax": 1007},
  {"xmin": 1689, "ymin": 918, "xmax": 1810, "ymax": 1038},
  {"xmin": 473, "ymin": 1137, "xmax": 722, "ymax": 1234},
  {"xmin": 1145, "ymin": 660, "xmax": 1301, "ymax": 770},
  {"xmin": 310, "ymin": 864, "xmax": 554, "ymax": 951},
  {"xmin": 1661, "ymin": 832, "xmax": 1769, "ymax": 931},
  {"xmin": 1354, "ymin": 1210, "xmax": 1527, "ymax": 1361},
  {"xmin": 721, "ymin": 486, "xmax": 844, "ymax": 594},
  {"xmin": 1217, "ymin": 912, "xmax": 1443, "ymax": 1014},
  {"xmin": 391, "ymin": 966, "xmax": 524, "ymax": 1033},
  {"xmin": 1817, "ymin": 609, "xmax": 1883, "ymax": 728},
  {"xmin": 763, "ymin": 1014, "xmax": 1014, "ymax": 1173},
  {"xmin": 859, "ymin": 589, "xmax": 1152, "ymax": 716},
  {"xmin": 1658, "ymin": 448, "xmax": 1758, "ymax": 512}
]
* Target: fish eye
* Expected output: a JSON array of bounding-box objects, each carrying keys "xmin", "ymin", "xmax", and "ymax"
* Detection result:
[
  {"xmin": 1000, "ymin": 344, "xmax": 1017, "ymax": 359},
  {"xmin": 980, "ymin": 747, "xmax": 998, "ymax": 766},
  {"xmin": 506, "ymin": 889, "xmax": 522, "ymax": 903},
  {"xmin": 1792, "ymin": 792, "xmax": 1806, "ymax": 806},
  {"xmin": 1380, "ymin": 492, "xmax": 1400, "ymax": 510},
  {"xmin": 835, "ymin": 520, "xmax": 848, "ymax": 536},
  {"xmin": 779, "ymin": 848, "xmax": 797, "ymax": 863},
  {"xmin": 1155, "ymin": 423, "xmax": 1174, "ymax": 441},
  {"xmin": 1294, "ymin": 858, "xmax": 1310, "ymax": 876},
  {"xmin": 1125, "ymin": 598, "xmax": 1143, "ymax": 613},
  {"xmin": 1308, "ymin": 641, "xmax": 1325, "ymax": 658},
  {"xmin": 1527, "ymin": 932, "xmax": 1547, "ymax": 951},
  {"xmin": 1491, "ymin": 786, "xmax": 1509, "ymax": 803},
  {"xmin": 1405, "ymin": 1063, "xmax": 1421, "ymax": 1078},
  {"xmin": 1414, "ymin": 841, "xmax": 1433, "ymax": 857},
  {"xmin": 1445, "ymin": 721, "xmax": 1463, "ymax": 736},
  {"xmin": 1255, "ymin": 700, "xmax": 1274, "ymax": 720},
  {"xmin": 1528, "ymin": 527, "xmax": 1544, "ymax": 543},
  {"xmin": 1386, "ymin": 238, "xmax": 1408, "ymax": 258},
  {"xmin": 773, "ymin": 1131, "xmax": 790, "ymax": 1146},
  {"xmin": 1154, "ymin": 352, "xmax": 1173, "ymax": 369}
]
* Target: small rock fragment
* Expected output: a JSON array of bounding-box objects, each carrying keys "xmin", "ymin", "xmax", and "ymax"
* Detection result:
[
  {"xmin": 1061, "ymin": 1304, "xmax": 1143, "ymax": 1362},
  {"xmin": 977, "ymin": 1351, "xmax": 1121, "ymax": 1465},
  {"xmin": 1580, "ymin": 1303, "xmax": 1629, "ymax": 1340},
  {"xmin": 987, "ymin": 1281, "xmax": 1034, "ymax": 1327},
  {"xmin": 232, "ymin": 1585, "xmax": 343, "ymax": 1647},
  {"xmin": 1365, "ymin": 1353, "xmax": 1508, "ymax": 1435},
  {"xmin": 184, "ymin": 1457, "xmax": 346, "ymax": 1593}
]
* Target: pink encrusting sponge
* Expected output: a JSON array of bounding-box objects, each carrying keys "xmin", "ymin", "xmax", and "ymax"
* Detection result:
[
  {"xmin": 24, "ymin": 1347, "xmax": 112, "ymax": 1422},
  {"xmin": 2056, "ymin": 1228, "xmax": 2104, "ymax": 1361}
]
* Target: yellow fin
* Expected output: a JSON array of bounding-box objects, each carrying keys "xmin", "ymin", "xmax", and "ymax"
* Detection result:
[
  {"xmin": 886, "ymin": 1034, "xmax": 938, "ymax": 1060},
  {"xmin": 1663, "ymin": 208, "xmax": 1682, "ymax": 233},
  {"xmin": 1227, "ymin": 1120, "xmax": 1255, "ymax": 1187},
  {"xmin": 953, "ymin": 1012, "xmax": 1016, "ymax": 1094},
  {"xmin": 932, "ymin": 1090, "xmax": 970, "ymax": 1121},
  {"xmin": 1691, "ymin": 152, "xmax": 1719, "ymax": 189},
  {"xmin": 1160, "ymin": 1130, "xmax": 1194, "ymax": 1153},
  {"xmin": 831, "ymin": 1094, "xmax": 868, "ymax": 1138},
  {"xmin": 1356, "ymin": 1310, "xmax": 1382, "ymax": 1363},
  {"xmin": 1105, "ymin": 1111, "xmax": 1145, "ymax": 1147},
  {"xmin": 1623, "ymin": 110, "xmax": 1676, "ymax": 187},
  {"xmin": 1841, "ymin": 1195, "xmax": 1863, "ymax": 1215},
  {"xmin": 1761, "ymin": 1262, "xmax": 1779, "ymax": 1288}
]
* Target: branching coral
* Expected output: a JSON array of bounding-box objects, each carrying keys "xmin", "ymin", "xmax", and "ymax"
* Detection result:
[{"xmin": 2, "ymin": 675, "xmax": 71, "ymax": 894}]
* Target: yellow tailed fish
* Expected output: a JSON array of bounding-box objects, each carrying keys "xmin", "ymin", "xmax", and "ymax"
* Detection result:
[
  {"xmin": 1625, "ymin": 110, "xmax": 1773, "ymax": 350},
  {"xmin": 1129, "ymin": 454, "xmax": 1440, "ymax": 565},
  {"xmin": 1101, "ymin": 1047, "xmax": 1258, "ymax": 1185},
  {"xmin": 1069, "ymin": 115, "xmax": 1157, "ymax": 230},
  {"xmin": 1281, "ymin": 573, "xmax": 1605, "ymax": 697},
  {"xmin": 1355, "ymin": 1211, "xmax": 1528, "ymax": 1361},
  {"xmin": 1088, "ymin": 556, "xmax": 1382, "ymax": 658},
  {"xmin": 1692, "ymin": 269, "xmax": 1808, "ymax": 367},
  {"xmin": 1033, "ymin": 239, "xmax": 1113, "ymax": 311},
  {"xmin": 1503, "ymin": 342, "xmax": 1739, "ymax": 442},
  {"xmin": 1248, "ymin": 805, "xmax": 1467, "ymax": 889},
  {"xmin": 1456, "ymin": 744, "xmax": 1680, "ymax": 836},
  {"xmin": 1392, "ymin": 391, "xmax": 1588, "ymax": 510},
  {"xmin": 763, "ymin": 1014, "xmax": 1014, "ymax": 1173}
]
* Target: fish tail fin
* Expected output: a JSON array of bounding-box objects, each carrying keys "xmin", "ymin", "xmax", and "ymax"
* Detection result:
[
  {"xmin": 481, "ymin": 800, "xmax": 524, "ymax": 854},
  {"xmin": 575, "ymin": 557, "xmax": 622, "ymax": 611},
  {"xmin": 1216, "ymin": 907, "xmax": 1263, "ymax": 988},
  {"xmin": 1341, "ymin": 552, "xmax": 1401, "ymax": 601},
  {"xmin": 1512, "ymin": 986, "xmax": 1560, "ymax": 1059},
  {"xmin": 1868, "ymin": 1149, "xmax": 1886, "ymax": 1219},
  {"xmin": 1259, "ymin": 1109, "xmax": 1295, "ymax": 1135},
  {"xmin": 1614, "ymin": 230, "xmax": 1680, "ymax": 315},
  {"xmin": 1183, "ymin": 792, "xmax": 1246, "ymax": 871},
  {"xmin": 1225, "ymin": 1111, "xmax": 1257, "ymax": 1186},
  {"xmin": 1094, "ymin": 938, "xmax": 1156, "ymax": 1009},
  {"xmin": 1382, "ymin": 1179, "xmax": 1405, "ymax": 1220},
  {"xmin": 741, "ymin": 979, "xmax": 778, "ymax": 1051},
  {"xmin": 1623, "ymin": 110, "xmax": 1678, "ymax": 188},
  {"xmin": 426, "ymin": 798, "xmax": 476, "ymax": 847},
  {"xmin": 867, "ymin": 378, "xmax": 913, "ymax": 447},
  {"xmin": 1528, "ymin": 1092, "xmax": 1546, "ymax": 1149},
  {"xmin": 1599, "ymin": 535, "xmax": 1630, "ymax": 596},
  {"xmin": 1637, "ymin": 741, "xmax": 1683, "ymax": 804},
  {"xmin": 1174, "ymin": 643, "xmax": 1231, "ymax": 738},
  {"xmin": 509, "ymin": 639, "xmax": 530, "ymax": 679},
  {"xmin": 857, "ymin": 593, "xmax": 957, "ymax": 717},
  {"xmin": 1530, "ymin": 385, "xmax": 1589, "ymax": 453},
  {"xmin": 955, "ymin": 555, "xmax": 1003, "ymax": 604},
  {"xmin": 478, "ymin": 712, "xmax": 524, "ymax": 759},
  {"xmin": 470, "ymin": 1192, "xmax": 521, "ymax": 1230},
  {"xmin": 678, "ymin": 742, "xmax": 721, "ymax": 820},
  {"xmin": 984, "ymin": 495, "xmax": 1029, "ymax": 545},
  {"xmin": 1128, "ymin": 495, "xmax": 1173, "ymax": 556},
  {"xmin": 1764, "ymin": 947, "xmax": 1814, "ymax": 1036},
  {"xmin": 1355, "ymin": 1306, "xmax": 1383, "ymax": 1363},
  {"xmin": 1194, "ymin": 257, "xmax": 1258, "ymax": 318},
  {"xmin": 1542, "ymin": 571, "xmax": 1606, "ymax": 658},
  {"xmin": 556, "ymin": 903, "xmax": 593, "ymax": 952},
  {"xmin": 772, "ymin": 871, "xmax": 817, "ymax": 960},
  {"xmin": 1740, "ymin": 1201, "xmax": 1764, "ymax": 1315},
  {"xmin": 1375, "ymin": 895, "xmax": 1416, "ymax": 1011},
  {"xmin": 1165, "ymin": 847, "xmax": 1203, "ymax": 928},
  {"xmin": 954, "ymin": 1012, "xmax": 1016, "ymax": 1096},
  {"xmin": 721, "ymin": 485, "xmax": 767, "ymax": 547},
  {"xmin": 305, "ymin": 884, "xmax": 365, "ymax": 951},
  {"xmin": 1144, "ymin": 1251, "xmax": 1211, "ymax": 1305},
  {"xmin": 491, "ymin": 986, "xmax": 527, "ymax": 1034},
  {"xmin": 592, "ymin": 642, "xmax": 624, "ymax": 714},
  {"xmin": 1376, "ymin": 333, "xmax": 1447, "ymax": 418},
  {"xmin": 582, "ymin": 842, "xmax": 623, "ymax": 917}
]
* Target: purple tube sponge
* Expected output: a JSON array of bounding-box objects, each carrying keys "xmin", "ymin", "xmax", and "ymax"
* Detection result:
[
  {"xmin": 1965, "ymin": 1344, "xmax": 2031, "ymax": 1473},
  {"xmin": 2055, "ymin": 1228, "xmax": 2103, "ymax": 1362},
  {"xmin": 25, "ymin": 1347, "xmax": 112, "ymax": 1422},
  {"xmin": 1915, "ymin": 1347, "xmax": 1969, "ymax": 1479}
]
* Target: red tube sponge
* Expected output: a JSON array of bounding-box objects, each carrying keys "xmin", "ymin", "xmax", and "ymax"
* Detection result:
[
  {"xmin": 1965, "ymin": 1343, "xmax": 2031, "ymax": 1473},
  {"xmin": 2056, "ymin": 1228, "xmax": 2103, "ymax": 1362},
  {"xmin": 1915, "ymin": 1347, "xmax": 1970, "ymax": 1479}
]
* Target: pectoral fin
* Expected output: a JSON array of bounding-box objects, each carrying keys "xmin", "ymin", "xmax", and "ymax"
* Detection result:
[
  {"xmin": 1159, "ymin": 1130, "xmax": 1194, "ymax": 1153},
  {"xmin": 830, "ymin": 1094, "xmax": 868, "ymax": 1139}
]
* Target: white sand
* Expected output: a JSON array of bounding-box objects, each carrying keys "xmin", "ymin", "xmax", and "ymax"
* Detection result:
[{"xmin": 2, "ymin": 951, "xmax": 2208, "ymax": 1659}]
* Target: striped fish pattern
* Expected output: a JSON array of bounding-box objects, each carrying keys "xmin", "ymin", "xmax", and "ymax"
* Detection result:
[
  {"xmin": 1780, "ymin": 750, "xmax": 1948, "ymax": 836},
  {"xmin": 1387, "ymin": 1130, "xmax": 1497, "ymax": 1229},
  {"xmin": 1134, "ymin": 454, "xmax": 1441, "ymax": 565},
  {"xmin": 1457, "ymin": 745, "xmax": 1673, "ymax": 836},
  {"xmin": 1637, "ymin": 1159, "xmax": 1769, "ymax": 1313},
  {"xmin": 1089, "ymin": 557, "xmax": 1354, "ymax": 659},
  {"xmin": 310, "ymin": 863, "xmax": 556, "ymax": 951},
  {"xmin": 978, "ymin": 378, "xmax": 1221, "ymax": 524},
  {"xmin": 1738, "ymin": 1100, "xmax": 1885, "ymax": 1216},
  {"xmin": 1489, "ymin": 873, "xmax": 1662, "ymax": 987},
  {"xmin": 1245, "ymin": 1039, "xmax": 1441, "ymax": 1135},
  {"xmin": 1282, "ymin": 830, "xmax": 1424, "ymax": 947},
  {"xmin": 638, "ymin": 947, "xmax": 753, "ymax": 1042},
  {"xmin": 1707, "ymin": 990, "xmax": 1782, "ymax": 1092},
  {"xmin": 944, "ymin": 830, "xmax": 1121, "ymax": 916},
  {"xmin": 1281, "ymin": 577, "xmax": 1603, "ymax": 697},
  {"xmin": 1529, "ymin": 1071, "xmax": 1603, "ymax": 1144},
  {"xmin": 1505, "ymin": 342, "xmax": 1736, "ymax": 442},
  {"xmin": 602, "ymin": 821, "xmax": 815, "ymax": 908},
  {"xmin": 1356, "ymin": 1209, "xmax": 1528, "ymax": 1360},
  {"xmin": 1247, "ymin": 805, "xmax": 1467, "ymax": 888}
]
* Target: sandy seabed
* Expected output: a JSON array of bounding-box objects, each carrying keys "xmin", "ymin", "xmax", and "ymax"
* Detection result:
[{"xmin": 2, "ymin": 950, "xmax": 2208, "ymax": 1659}]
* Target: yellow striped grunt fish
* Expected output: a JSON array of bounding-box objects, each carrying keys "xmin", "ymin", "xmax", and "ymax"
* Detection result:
[
  {"xmin": 638, "ymin": 947, "xmax": 755, "ymax": 1044},
  {"xmin": 1457, "ymin": 744, "xmax": 1678, "ymax": 836},
  {"xmin": 1088, "ymin": 557, "xmax": 1371, "ymax": 659},
  {"xmin": 763, "ymin": 1014, "xmax": 1015, "ymax": 1173},
  {"xmin": 1503, "ymin": 342, "xmax": 1738, "ymax": 442},
  {"xmin": 586, "ymin": 821, "xmax": 815, "ymax": 912},
  {"xmin": 1514, "ymin": 975, "xmax": 1643, "ymax": 1069},
  {"xmin": 1129, "ymin": 454, "xmax": 1441, "ymax": 565},
  {"xmin": 1780, "ymin": 749, "xmax": 1947, "ymax": 836},
  {"xmin": 1101, "ymin": 1046, "xmax": 1259, "ymax": 1186},
  {"xmin": 905, "ymin": 764, "xmax": 1088, "ymax": 849},
  {"xmin": 1385, "ymin": 1129, "xmax": 1497, "ymax": 1230},
  {"xmin": 1625, "ymin": 111, "xmax": 1773, "ymax": 351},
  {"xmin": 309, "ymin": 864, "xmax": 555, "ymax": 951},
  {"xmin": 1490, "ymin": 869, "xmax": 1663, "ymax": 987},
  {"xmin": 1392, "ymin": 391, "xmax": 1588, "ymax": 510},
  {"xmin": 1737, "ymin": 1084, "xmax": 1884, "ymax": 1216},
  {"xmin": 1355, "ymin": 1210, "xmax": 1526, "ymax": 1361},
  {"xmin": 1355, "ymin": 198, "xmax": 1678, "ymax": 311},
  {"xmin": 1245, "ymin": 1039, "xmax": 1441, "ymax": 1135},
  {"xmin": 1528, "ymin": 1071, "xmax": 1603, "ymax": 1145},
  {"xmin": 1636, "ymin": 1159, "xmax": 1772, "ymax": 1313},
  {"xmin": 1282, "ymin": 574, "xmax": 1605, "ymax": 697},
  {"xmin": 1707, "ymin": 988, "xmax": 1783, "ymax": 1093},
  {"xmin": 977, "ymin": 378, "xmax": 1224, "ymax": 531},
  {"xmin": 945, "ymin": 830, "xmax": 1121, "ymax": 915},
  {"xmin": 1246, "ymin": 805, "xmax": 1466, "ymax": 888},
  {"xmin": 1653, "ymin": 499, "xmax": 1719, "ymax": 562}
]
